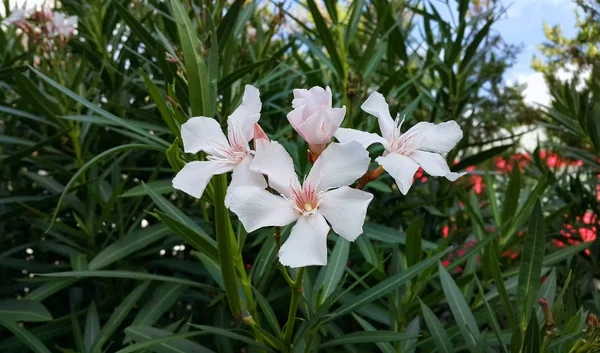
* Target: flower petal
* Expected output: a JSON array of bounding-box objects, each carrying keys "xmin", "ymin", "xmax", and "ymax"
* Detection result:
[
  {"xmin": 376, "ymin": 153, "xmax": 419, "ymax": 195},
  {"xmin": 227, "ymin": 85, "xmax": 262, "ymax": 143},
  {"xmin": 410, "ymin": 150, "xmax": 466, "ymax": 181},
  {"xmin": 225, "ymin": 156, "xmax": 267, "ymax": 207},
  {"xmin": 360, "ymin": 91, "xmax": 395, "ymax": 141},
  {"xmin": 250, "ymin": 140, "xmax": 299, "ymax": 197},
  {"xmin": 405, "ymin": 121, "xmax": 463, "ymax": 153},
  {"xmin": 306, "ymin": 141, "xmax": 370, "ymax": 192},
  {"xmin": 335, "ymin": 127, "xmax": 389, "ymax": 150},
  {"xmin": 181, "ymin": 117, "xmax": 229, "ymax": 155},
  {"xmin": 319, "ymin": 186, "xmax": 373, "ymax": 242},
  {"xmin": 172, "ymin": 160, "xmax": 233, "ymax": 199},
  {"xmin": 279, "ymin": 213, "xmax": 330, "ymax": 268},
  {"xmin": 227, "ymin": 186, "xmax": 299, "ymax": 232}
]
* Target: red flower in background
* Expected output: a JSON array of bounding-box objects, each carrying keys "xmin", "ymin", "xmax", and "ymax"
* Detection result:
[{"xmin": 554, "ymin": 211, "xmax": 598, "ymax": 255}]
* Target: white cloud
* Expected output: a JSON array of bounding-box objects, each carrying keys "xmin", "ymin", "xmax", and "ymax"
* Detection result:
[
  {"xmin": 508, "ymin": 72, "xmax": 551, "ymax": 107},
  {"xmin": 504, "ymin": 0, "xmax": 574, "ymax": 19}
]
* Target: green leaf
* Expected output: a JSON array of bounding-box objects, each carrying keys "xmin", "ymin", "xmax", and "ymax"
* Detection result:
[
  {"xmin": 121, "ymin": 180, "xmax": 175, "ymax": 198},
  {"xmin": 352, "ymin": 314, "xmax": 395, "ymax": 353},
  {"xmin": 170, "ymin": 0, "xmax": 211, "ymax": 116},
  {"xmin": 131, "ymin": 282, "xmax": 187, "ymax": 328},
  {"xmin": 142, "ymin": 71, "xmax": 178, "ymax": 136},
  {"xmin": 406, "ymin": 215, "xmax": 425, "ymax": 267},
  {"xmin": 475, "ymin": 278, "xmax": 509, "ymax": 353},
  {"xmin": 331, "ymin": 249, "xmax": 449, "ymax": 318},
  {"xmin": 217, "ymin": 0, "xmax": 244, "ymax": 53},
  {"xmin": 88, "ymin": 225, "xmax": 170, "ymax": 270},
  {"xmin": 48, "ymin": 144, "xmax": 163, "ymax": 231},
  {"xmin": 166, "ymin": 138, "xmax": 186, "ymax": 173},
  {"xmin": 26, "ymin": 278, "xmax": 80, "ymax": 302},
  {"xmin": 452, "ymin": 145, "xmax": 512, "ymax": 172},
  {"xmin": 517, "ymin": 201, "xmax": 546, "ymax": 329},
  {"xmin": 0, "ymin": 299, "xmax": 53, "ymax": 322},
  {"xmin": 522, "ymin": 314, "xmax": 541, "ymax": 353},
  {"xmin": 113, "ymin": 1, "xmax": 160, "ymax": 57},
  {"xmin": 501, "ymin": 163, "xmax": 521, "ymax": 223},
  {"xmin": 319, "ymin": 331, "xmax": 417, "ymax": 348},
  {"xmin": 487, "ymin": 243, "xmax": 519, "ymax": 332},
  {"xmin": 438, "ymin": 263, "xmax": 481, "ymax": 353},
  {"xmin": 543, "ymin": 241, "xmax": 591, "ymax": 266},
  {"xmin": 142, "ymin": 182, "xmax": 209, "ymax": 237},
  {"xmin": 15, "ymin": 71, "xmax": 60, "ymax": 117},
  {"xmin": 38, "ymin": 271, "xmax": 220, "ymax": 292},
  {"xmin": 419, "ymin": 299, "xmax": 453, "ymax": 353},
  {"xmin": 28, "ymin": 66, "xmax": 169, "ymax": 148},
  {"xmin": 155, "ymin": 210, "xmax": 219, "ymax": 262},
  {"xmin": 118, "ymin": 328, "xmax": 212, "ymax": 353},
  {"xmin": 84, "ymin": 301, "xmax": 100, "ymax": 353},
  {"xmin": 305, "ymin": 0, "xmax": 345, "ymax": 78},
  {"xmin": 317, "ymin": 236, "xmax": 349, "ymax": 303},
  {"xmin": 212, "ymin": 174, "xmax": 242, "ymax": 317},
  {"xmin": 252, "ymin": 288, "xmax": 282, "ymax": 337},
  {"xmin": 189, "ymin": 325, "xmax": 274, "ymax": 352},
  {"xmin": 0, "ymin": 316, "xmax": 52, "ymax": 353},
  {"xmin": 91, "ymin": 281, "xmax": 150, "ymax": 353}
]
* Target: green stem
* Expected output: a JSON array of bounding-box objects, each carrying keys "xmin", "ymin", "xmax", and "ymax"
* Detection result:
[
  {"xmin": 213, "ymin": 174, "xmax": 243, "ymax": 318},
  {"xmin": 284, "ymin": 267, "xmax": 305, "ymax": 349}
]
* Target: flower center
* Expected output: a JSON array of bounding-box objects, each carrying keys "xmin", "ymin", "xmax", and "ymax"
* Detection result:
[
  {"xmin": 389, "ymin": 117, "xmax": 426, "ymax": 156},
  {"xmin": 288, "ymin": 180, "xmax": 323, "ymax": 216}
]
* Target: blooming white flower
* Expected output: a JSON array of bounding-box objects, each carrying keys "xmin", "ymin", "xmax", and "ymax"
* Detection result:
[
  {"xmin": 227, "ymin": 141, "xmax": 373, "ymax": 268},
  {"xmin": 2, "ymin": 8, "xmax": 32, "ymax": 27},
  {"xmin": 335, "ymin": 91, "xmax": 465, "ymax": 195},
  {"xmin": 172, "ymin": 85, "xmax": 267, "ymax": 202},
  {"xmin": 47, "ymin": 11, "xmax": 77, "ymax": 39},
  {"xmin": 287, "ymin": 86, "xmax": 346, "ymax": 154}
]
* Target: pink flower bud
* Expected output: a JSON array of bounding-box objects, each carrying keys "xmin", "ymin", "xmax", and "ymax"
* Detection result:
[{"xmin": 287, "ymin": 86, "xmax": 345, "ymax": 154}]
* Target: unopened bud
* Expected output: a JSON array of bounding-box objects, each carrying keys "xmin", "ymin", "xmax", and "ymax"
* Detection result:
[
  {"xmin": 165, "ymin": 52, "xmax": 180, "ymax": 63},
  {"xmin": 538, "ymin": 297, "xmax": 555, "ymax": 334}
]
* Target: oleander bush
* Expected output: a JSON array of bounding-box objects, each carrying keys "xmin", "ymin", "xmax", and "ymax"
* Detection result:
[{"xmin": 0, "ymin": 1, "xmax": 599, "ymax": 352}]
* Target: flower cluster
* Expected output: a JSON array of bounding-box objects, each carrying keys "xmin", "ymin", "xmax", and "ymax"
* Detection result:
[
  {"xmin": 172, "ymin": 85, "xmax": 465, "ymax": 268},
  {"xmin": 2, "ymin": 6, "xmax": 78, "ymax": 50}
]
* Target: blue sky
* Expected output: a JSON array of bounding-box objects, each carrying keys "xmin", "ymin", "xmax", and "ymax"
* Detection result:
[{"xmin": 497, "ymin": 0, "xmax": 577, "ymax": 78}]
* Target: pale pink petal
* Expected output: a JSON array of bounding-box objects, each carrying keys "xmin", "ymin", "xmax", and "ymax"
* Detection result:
[
  {"xmin": 227, "ymin": 186, "xmax": 299, "ymax": 232},
  {"xmin": 410, "ymin": 150, "xmax": 466, "ymax": 181},
  {"xmin": 172, "ymin": 160, "xmax": 233, "ymax": 199},
  {"xmin": 404, "ymin": 121, "xmax": 463, "ymax": 153},
  {"xmin": 376, "ymin": 153, "xmax": 419, "ymax": 195},
  {"xmin": 225, "ymin": 156, "xmax": 267, "ymax": 207},
  {"xmin": 335, "ymin": 128, "xmax": 390, "ymax": 150},
  {"xmin": 250, "ymin": 140, "xmax": 299, "ymax": 197},
  {"xmin": 287, "ymin": 107, "xmax": 305, "ymax": 128},
  {"xmin": 319, "ymin": 186, "xmax": 373, "ymax": 242},
  {"xmin": 306, "ymin": 141, "xmax": 370, "ymax": 192},
  {"xmin": 181, "ymin": 117, "xmax": 229, "ymax": 155},
  {"xmin": 227, "ymin": 85, "xmax": 262, "ymax": 143},
  {"xmin": 361, "ymin": 91, "xmax": 395, "ymax": 141},
  {"xmin": 279, "ymin": 214, "xmax": 330, "ymax": 268}
]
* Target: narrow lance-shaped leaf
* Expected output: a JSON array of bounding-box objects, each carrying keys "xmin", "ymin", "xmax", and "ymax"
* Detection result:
[
  {"xmin": 419, "ymin": 299, "xmax": 454, "ymax": 353},
  {"xmin": 317, "ymin": 235, "xmax": 350, "ymax": 303},
  {"xmin": 170, "ymin": 0, "xmax": 211, "ymax": 116},
  {"xmin": 213, "ymin": 174, "xmax": 243, "ymax": 317},
  {"xmin": 90, "ymin": 281, "xmax": 150, "ymax": 353},
  {"xmin": 331, "ymin": 249, "xmax": 450, "ymax": 318},
  {"xmin": 438, "ymin": 263, "xmax": 481, "ymax": 353},
  {"xmin": 517, "ymin": 201, "xmax": 546, "ymax": 329}
]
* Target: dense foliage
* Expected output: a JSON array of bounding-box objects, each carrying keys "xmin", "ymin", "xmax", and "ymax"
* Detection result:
[{"xmin": 0, "ymin": 0, "xmax": 599, "ymax": 352}]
